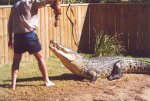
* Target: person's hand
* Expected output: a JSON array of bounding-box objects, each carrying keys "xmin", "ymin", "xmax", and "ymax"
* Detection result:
[
  {"xmin": 54, "ymin": 20, "xmax": 58, "ymax": 27},
  {"xmin": 8, "ymin": 40, "xmax": 13, "ymax": 49},
  {"xmin": 53, "ymin": 8, "xmax": 61, "ymax": 17},
  {"xmin": 46, "ymin": 0, "xmax": 52, "ymax": 4}
]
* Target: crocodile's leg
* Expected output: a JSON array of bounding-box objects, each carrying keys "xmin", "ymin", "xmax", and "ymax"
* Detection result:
[
  {"xmin": 108, "ymin": 60, "xmax": 123, "ymax": 81},
  {"xmin": 83, "ymin": 69, "xmax": 97, "ymax": 82}
]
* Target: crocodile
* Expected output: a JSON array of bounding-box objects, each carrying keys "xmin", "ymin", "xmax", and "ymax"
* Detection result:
[{"xmin": 49, "ymin": 40, "xmax": 150, "ymax": 81}]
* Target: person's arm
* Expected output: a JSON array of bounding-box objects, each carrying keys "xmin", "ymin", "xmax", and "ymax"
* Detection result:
[{"xmin": 8, "ymin": 7, "xmax": 13, "ymax": 48}]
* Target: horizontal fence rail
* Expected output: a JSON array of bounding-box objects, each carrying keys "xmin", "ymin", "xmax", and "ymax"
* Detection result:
[{"xmin": 0, "ymin": 3, "xmax": 150, "ymax": 64}]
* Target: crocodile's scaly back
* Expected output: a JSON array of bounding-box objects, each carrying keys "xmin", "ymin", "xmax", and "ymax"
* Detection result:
[
  {"xmin": 83, "ymin": 57, "xmax": 150, "ymax": 78},
  {"xmin": 81, "ymin": 57, "xmax": 121, "ymax": 78}
]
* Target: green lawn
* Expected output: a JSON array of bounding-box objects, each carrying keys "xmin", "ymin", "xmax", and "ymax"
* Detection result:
[
  {"xmin": 0, "ymin": 55, "xmax": 150, "ymax": 100},
  {"xmin": 0, "ymin": 55, "xmax": 70, "ymax": 97},
  {"xmin": 0, "ymin": 55, "xmax": 150, "ymax": 87}
]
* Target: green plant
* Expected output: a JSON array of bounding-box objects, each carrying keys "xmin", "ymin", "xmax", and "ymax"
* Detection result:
[
  {"xmin": 94, "ymin": 30, "xmax": 126, "ymax": 56},
  {"xmin": 64, "ymin": 0, "xmax": 86, "ymax": 3}
]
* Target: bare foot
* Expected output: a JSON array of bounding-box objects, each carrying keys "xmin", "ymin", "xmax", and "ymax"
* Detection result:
[
  {"xmin": 45, "ymin": 81, "xmax": 55, "ymax": 87},
  {"xmin": 10, "ymin": 84, "xmax": 16, "ymax": 90}
]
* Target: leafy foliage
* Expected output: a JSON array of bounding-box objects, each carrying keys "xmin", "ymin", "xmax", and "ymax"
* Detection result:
[
  {"xmin": 94, "ymin": 30, "xmax": 126, "ymax": 56},
  {"xmin": 63, "ymin": 0, "xmax": 86, "ymax": 3}
]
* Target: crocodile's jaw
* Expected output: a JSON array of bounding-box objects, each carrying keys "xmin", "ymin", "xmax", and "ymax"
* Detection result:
[{"xmin": 49, "ymin": 40, "xmax": 83, "ymax": 74}]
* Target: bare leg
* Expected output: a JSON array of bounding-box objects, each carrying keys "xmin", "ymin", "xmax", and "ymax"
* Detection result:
[
  {"xmin": 33, "ymin": 51, "xmax": 55, "ymax": 86},
  {"xmin": 11, "ymin": 53, "xmax": 22, "ymax": 90}
]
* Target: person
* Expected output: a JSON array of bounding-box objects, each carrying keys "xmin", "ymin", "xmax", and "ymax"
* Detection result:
[{"xmin": 8, "ymin": 0, "xmax": 61, "ymax": 90}]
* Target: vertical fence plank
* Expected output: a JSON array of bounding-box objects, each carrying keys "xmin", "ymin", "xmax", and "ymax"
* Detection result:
[
  {"xmin": 70, "ymin": 5, "xmax": 76, "ymax": 49},
  {"xmin": 63, "ymin": 6, "xmax": 67, "ymax": 47},
  {"xmin": 78, "ymin": 4, "xmax": 90, "ymax": 53},
  {"xmin": 3, "ymin": 8, "xmax": 9, "ymax": 63},
  {"xmin": 67, "ymin": 5, "xmax": 72, "ymax": 48},
  {"xmin": 148, "ymin": 5, "xmax": 150, "ymax": 56},
  {"xmin": 44, "ymin": 7, "xmax": 49, "ymax": 58},
  {"xmin": 58, "ymin": 6, "xmax": 63, "ymax": 46},
  {"xmin": 0, "ymin": 8, "xmax": 4, "ymax": 64},
  {"xmin": 142, "ymin": 5, "xmax": 149, "ymax": 57},
  {"xmin": 137, "ymin": 5, "xmax": 144, "ymax": 56},
  {"xmin": 73, "ymin": 5, "xmax": 78, "ymax": 50},
  {"xmin": 77, "ymin": 5, "xmax": 82, "ymax": 41},
  {"xmin": 115, "ymin": 4, "xmax": 128, "ymax": 53},
  {"xmin": 48, "ymin": 7, "xmax": 53, "ymax": 55},
  {"xmin": 40, "ymin": 8, "xmax": 46, "ymax": 58},
  {"xmin": 107, "ymin": 4, "xmax": 115, "ymax": 35},
  {"xmin": 137, "ymin": 5, "xmax": 149, "ymax": 56},
  {"xmin": 127, "ymin": 5, "xmax": 138, "ymax": 56},
  {"xmin": 81, "ymin": 5, "xmax": 89, "ymax": 51},
  {"xmin": 97, "ymin": 4, "xmax": 104, "ymax": 32},
  {"xmin": 122, "ymin": 5, "xmax": 129, "ymax": 54},
  {"xmin": 7, "ymin": 8, "xmax": 13, "ymax": 63},
  {"xmin": 89, "ymin": 4, "xmax": 95, "ymax": 52}
]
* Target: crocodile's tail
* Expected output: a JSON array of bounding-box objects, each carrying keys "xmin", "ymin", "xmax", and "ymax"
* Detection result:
[
  {"xmin": 123, "ymin": 60, "xmax": 150, "ymax": 74},
  {"xmin": 108, "ymin": 59, "xmax": 150, "ymax": 81}
]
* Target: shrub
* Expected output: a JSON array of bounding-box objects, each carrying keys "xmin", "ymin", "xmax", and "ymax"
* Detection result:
[{"xmin": 94, "ymin": 30, "xmax": 126, "ymax": 56}]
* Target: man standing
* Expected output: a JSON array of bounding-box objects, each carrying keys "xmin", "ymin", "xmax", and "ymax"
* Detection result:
[{"xmin": 8, "ymin": 0, "xmax": 61, "ymax": 90}]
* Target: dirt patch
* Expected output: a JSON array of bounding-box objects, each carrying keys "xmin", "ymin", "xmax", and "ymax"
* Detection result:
[{"xmin": 1, "ymin": 73, "xmax": 150, "ymax": 101}]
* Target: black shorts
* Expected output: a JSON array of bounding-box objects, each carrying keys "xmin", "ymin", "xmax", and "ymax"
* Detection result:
[{"xmin": 14, "ymin": 31, "xmax": 42, "ymax": 54}]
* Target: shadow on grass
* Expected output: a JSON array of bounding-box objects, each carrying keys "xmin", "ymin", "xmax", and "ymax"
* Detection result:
[
  {"xmin": 50, "ymin": 73, "xmax": 84, "ymax": 81},
  {"xmin": 0, "ymin": 84, "xmax": 36, "ymax": 88},
  {"xmin": 0, "ymin": 84, "xmax": 10, "ymax": 88},
  {"xmin": 0, "ymin": 73, "xmax": 84, "ymax": 88},
  {"xmin": 15, "ymin": 73, "xmax": 84, "ymax": 82}
]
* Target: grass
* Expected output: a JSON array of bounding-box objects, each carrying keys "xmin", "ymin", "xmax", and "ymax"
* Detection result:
[
  {"xmin": 0, "ymin": 55, "xmax": 69, "ymax": 80},
  {"xmin": 0, "ymin": 55, "xmax": 70, "ymax": 98},
  {"xmin": 0, "ymin": 54, "xmax": 150, "ymax": 100}
]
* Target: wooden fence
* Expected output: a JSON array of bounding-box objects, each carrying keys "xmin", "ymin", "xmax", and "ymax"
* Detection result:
[
  {"xmin": 0, "ymin": 3, "xmax": 150, "ymax": 64},
  {"xmin": 87, "ymin": 3, "xmax": 150, "ymax": 57}
]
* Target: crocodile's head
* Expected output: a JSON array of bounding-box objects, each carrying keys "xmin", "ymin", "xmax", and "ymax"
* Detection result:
[
  {"xmin": 49, "ymin": 40, "xmax": 97, "ymax": 81},
  {"xmin": 49, "ymin": 40, "xmax": 84, "ymax": 75}
]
